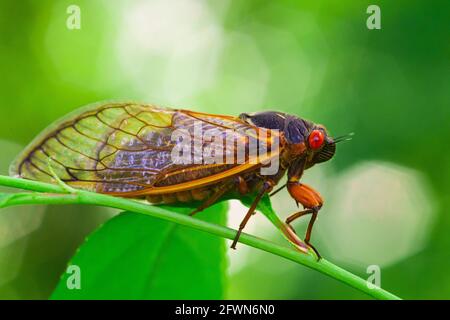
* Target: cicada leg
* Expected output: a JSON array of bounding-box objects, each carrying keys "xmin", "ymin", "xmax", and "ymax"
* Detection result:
[
  {"xmin": 236, "ymin": 176, "xmax": 249, "ymax": 195},
  {"xmin": 285, "ymin": 208, "xmax": 314, "ymax": 234},
  {"xmin": 189, "ymin": 182, "xmax": 233, "ymax": 216},
  {"xmin": 230, "ymin": 180, "xmax": 275, "ymax": 249},
  {"xmin": 286, "ymin": 181, "xmax": 323, "ymax": 259},
  {"xmin": 189, "ymin": 175, "xmax": 250, "ymax": 216},
  {"xmin": 269, "ymin": 183, "xmax": 286, "ymax": 197}
]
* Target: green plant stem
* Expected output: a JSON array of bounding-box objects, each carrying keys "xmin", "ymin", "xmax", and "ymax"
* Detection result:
[{"xmin": 0, "ymin": 175, "xmax": 400, "ymax": 300}]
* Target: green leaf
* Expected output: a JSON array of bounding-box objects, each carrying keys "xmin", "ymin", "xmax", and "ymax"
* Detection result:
[{"xmin": 51, "ymin": 202, "xmax": 228, "ymax": 299}]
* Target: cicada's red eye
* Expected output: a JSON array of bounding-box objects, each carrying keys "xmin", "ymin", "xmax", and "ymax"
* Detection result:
[{"xmin": 308, "ymin": 130, "xmax": 325, "ymax": 150}]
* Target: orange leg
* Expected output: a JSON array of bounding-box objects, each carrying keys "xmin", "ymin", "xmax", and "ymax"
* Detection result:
[{"xmin": 286, "ymin": 181, "xmax": 323, "ymax": 258}]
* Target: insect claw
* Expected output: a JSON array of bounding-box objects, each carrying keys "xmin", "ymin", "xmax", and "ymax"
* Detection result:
[{"xmin": 306, "ymin": 242, "xmax": 321, "ymax": 261}]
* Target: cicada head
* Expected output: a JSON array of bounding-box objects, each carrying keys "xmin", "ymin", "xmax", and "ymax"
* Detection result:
[
  {"xmin": 306, "ymin": 128, "xmax": 354, "ymax": 168},
  {"xmin": 239, "ymin": 111, "xmax": 338, "ymax": 168},
  {"xmin": 305, "ymin": 125, "xmax": 336, "ymax": 166}
]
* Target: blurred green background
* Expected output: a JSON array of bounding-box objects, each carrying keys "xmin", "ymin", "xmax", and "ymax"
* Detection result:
[{"xmin": 0, "ymin": 0, "xmax": 449, "ymax": 299}]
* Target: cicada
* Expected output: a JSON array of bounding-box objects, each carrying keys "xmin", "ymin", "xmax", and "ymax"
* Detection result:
[{"xmin": 10, "ymin": 102, "xmax": 349, "ymax": 256}]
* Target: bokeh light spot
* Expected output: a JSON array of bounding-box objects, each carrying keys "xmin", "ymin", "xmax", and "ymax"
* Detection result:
[
  {"xmin": 116, "ymin": 0, "xmax": 224, "ymax": 104},
  {"xmin": 320, "ymin": 161, "xmax": 436, "ymax": 268}
]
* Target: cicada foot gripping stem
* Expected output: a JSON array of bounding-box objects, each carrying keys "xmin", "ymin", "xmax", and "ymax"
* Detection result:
[{"xmin": 286, "ymin": 182, "xmax": 324, "ymax": 259}]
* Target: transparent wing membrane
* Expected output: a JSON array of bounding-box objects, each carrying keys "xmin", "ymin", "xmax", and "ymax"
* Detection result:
[{"xmin": 11, "ymin": 102, "xmax": 280, "ymax": 196}]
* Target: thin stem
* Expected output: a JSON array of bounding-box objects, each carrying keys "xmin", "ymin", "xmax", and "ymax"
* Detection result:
[{"xmin": 0, "ymin": 175, "xmax": 400, "ymax": 300}]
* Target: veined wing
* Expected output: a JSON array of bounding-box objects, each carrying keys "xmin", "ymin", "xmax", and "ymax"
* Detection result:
[{"xmin": 10, "ymin": 102, "xmax": 281, "ymax": 196}]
